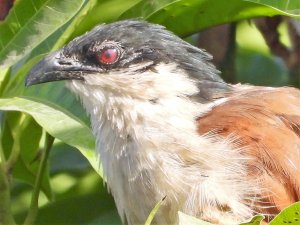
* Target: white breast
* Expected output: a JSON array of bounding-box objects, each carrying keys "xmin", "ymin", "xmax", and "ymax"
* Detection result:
[{"xmin": 66, "ymin": 63, "xmax": 259, "ymax": 225}]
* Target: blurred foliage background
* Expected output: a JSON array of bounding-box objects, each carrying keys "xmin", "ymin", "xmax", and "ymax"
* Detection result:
[{"xmin": 0, "ymin": 0, "xmax": 300, "ymax": 225}]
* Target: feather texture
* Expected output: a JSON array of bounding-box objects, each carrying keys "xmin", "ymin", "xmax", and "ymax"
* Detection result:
[
  {"xmin": 198, "ymin": 85, "xmax": 300, "ymax": 222},
  {"xmin": 67, "ymin": 64, "xmax": 265, "ymax": 225}
]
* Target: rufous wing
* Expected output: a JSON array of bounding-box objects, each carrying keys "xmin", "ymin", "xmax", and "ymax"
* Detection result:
[{"xmin": 197, "ymin": 85, "xmax": 300, "ymax": 220}]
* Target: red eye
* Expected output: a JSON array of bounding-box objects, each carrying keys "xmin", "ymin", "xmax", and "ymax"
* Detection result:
[{"xmin": 98, "ymin": 47, "xmax": 119, "ymax": 65}]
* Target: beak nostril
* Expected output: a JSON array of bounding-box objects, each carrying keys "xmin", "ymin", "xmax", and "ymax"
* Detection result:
[{"xmin": 57, "ymin": 60, "xmax": 73, "ymax": 66}]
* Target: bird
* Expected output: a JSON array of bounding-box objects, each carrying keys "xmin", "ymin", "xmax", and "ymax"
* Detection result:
[{"xmin": 25, "ymin": 20, "xmax": 300, "ymax": 225}]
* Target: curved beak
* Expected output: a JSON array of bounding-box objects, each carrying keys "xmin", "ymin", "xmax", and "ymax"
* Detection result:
[{"xmin": 25, "ymin": 50, "xmax": 84, "ymax": 86}]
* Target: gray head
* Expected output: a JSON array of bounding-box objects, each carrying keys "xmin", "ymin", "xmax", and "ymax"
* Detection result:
[{"xmin": 26, "ymin": 20, "xmax": 230, "ymax": 102}]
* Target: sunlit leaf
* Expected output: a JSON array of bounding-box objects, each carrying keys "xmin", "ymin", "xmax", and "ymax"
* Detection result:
[
  {"xmin": 0, "ymin": 66, "xmax": 10, "ymax": 96},
  {"xmin": 2, "ymin": 55, "xmax": 90, "ymax": 125},
  {"xmin": 0, "ymin": 97, "xmax": 98, "ymax": 174},
  {"xmin": 245, "ymin": 0, "xmax": 300, "ymax": 15},
  {"xmin": 269, "ymin": 202, "xmax": 300, "ymax": 225},
  {"xmin": 120, "ymin": 0, "xmax": 174, "ymax": 19},
  {"xmin": 66, "ymin": 0, "xmax": 141, "ymax": 41},
  {"xmin": 0, "ymin": 0, "xmax": 85, "ymax": 66},
  {"xmin": 51, "ymin": 0, "xmax": 98, "ymax": 51},
  {"xmin": 146, "ymin": 0, "xmax": 300, "ymax": 36}
]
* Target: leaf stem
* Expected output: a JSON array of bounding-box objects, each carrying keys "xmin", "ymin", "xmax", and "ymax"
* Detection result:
[
  {"xmin": 0, "ymin": 122, "xmax": 16, "ymax": 225},
  {"xmin": 0, "ymin": 162, "xmax": 16, "ymax": 225},
  {"xmin": 23, "ymin": 133, "xmax": 54, "ymax": 225},
  {"xmin": 6, "ymin": 113, "xmax": 27, "ymax": 171}
]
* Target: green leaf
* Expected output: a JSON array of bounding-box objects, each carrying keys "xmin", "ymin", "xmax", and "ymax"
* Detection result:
[
  {"xmin": 50, "ymin": 141, "xmax": 91, "ymax": 173},
  {"xmin": 13, "ymin": 153, "xmax": 53, "ymax": 200},
  {"xmin": 178, "ymin": 212, "xmax": 213, "ymax": 225},
  {"xmin": 34, "ymin": 192, "xmax": 120, "ymax": 225},
  {"xmin": 269, "ymin": 201, "xmax": 300, "ymax": 225},
  {"xmin": 0, "ymin": 67, "xmax": 10, "ymax": 96},
  {"xmin": 144, "ymin": 196, "xmax": 166, "ymax": 225},
  {"xmin": 245, "ymin": 0, "xmax": 300, "ymax": 15},
  {"xmin": 1, "ymin": 112, "xmax": 15, "ymax": 159},
  {"xmin": 14, "ymin": 171, "xmax": 121, "ymax": 225},
  {"xmin": 14, "ymin": 117, "xmax": 52, "ymax": 199},
  {"xmin": 50, "ymin": 0, "xmax": 98, "ymax": 51},
  {"xmin": 145, "ymin": 0, "xmax": 300, "ymax": 37},
  {"xmin": 0, "ymin": 0, "xmax": 85, "ymax": 67},
  {"xmin": 236, "ymin": 49, "xmax": 289, "ymax": 86},
  {"xmin": 239, "ymin": 215, "xmax": 264, "ymax": 225},
  {"xmin": 2, "ymin": 55, "xmax": 46, "ymax": 98},
  {"xmin": 120, "ymin": 0, "xmax": 174, "ymax": 19},
  {"xmin": 66, "ymin": 0, "xmax": 142, "ymax": 41},
  {"xmin": 2, "ymin": 55, "xmax": 90, "ymax": 126},
  {"xmin": 2, "ymin": 112, "xmax": 52, "ymax": 199},
  {"xmin": 0, "ymin": 97, "xmax": 99, "ymax": 175}
]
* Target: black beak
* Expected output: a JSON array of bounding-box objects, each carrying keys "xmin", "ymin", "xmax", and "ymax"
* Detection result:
[{"xmin": 25, "ymin": 50, "xmax": 84, "ymax": 86}]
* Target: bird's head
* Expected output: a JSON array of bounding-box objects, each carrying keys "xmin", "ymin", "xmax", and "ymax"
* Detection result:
[{"xmin": 26, "ymin": 20, "xmax": 229, "ymax": 104}]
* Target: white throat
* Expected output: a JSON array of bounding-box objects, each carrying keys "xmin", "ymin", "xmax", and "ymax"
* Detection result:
[{"xmin": 67, "ymin": 63, "xmax": 255, "ymax": 225}]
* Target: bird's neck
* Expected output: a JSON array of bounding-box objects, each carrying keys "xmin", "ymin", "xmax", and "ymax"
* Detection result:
[
  {"xmin": 67, "ymin": 79, "xmax": 254, "ymax": 225},
  {"xmin": 68, "ymin": 79, "xmax": 212, "ymax": 174}
]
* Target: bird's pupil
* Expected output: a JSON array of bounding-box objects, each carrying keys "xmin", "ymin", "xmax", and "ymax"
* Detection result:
[{"xmin": 99, "ymin": 48, "xmax": 118, "ymax": 64}]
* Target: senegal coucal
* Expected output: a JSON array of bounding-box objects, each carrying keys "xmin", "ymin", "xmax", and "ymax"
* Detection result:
[{"xmin": 26, "ymin": 20, "xmax": 300, "ymax": 225}]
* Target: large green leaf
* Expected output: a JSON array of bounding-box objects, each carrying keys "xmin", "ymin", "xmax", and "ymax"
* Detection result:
[
  {"xmin": 143, "ymin": 0, "xmax": 300, "ymax": 36},
  {"xmin": 0, "ymin": 97, "xmax": 98, "ymax": 174},
  {"xmin": 0, "ymin": 0, "xmax": 85, "ymax": 67},
  {"xmin": 246, "ymin": 0, "xmax": 300, "ymax": 15},
  {"xmin": 50, "ymin": 0, "xmax": 98, "ymax": 51},
  {"xmin": 2, "ymin": 55, "xmax": 90, "ymax": 126}
]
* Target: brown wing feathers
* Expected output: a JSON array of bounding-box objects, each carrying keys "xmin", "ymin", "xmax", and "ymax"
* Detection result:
[{"xmin": 197, "ymin": 86, "xmax": 300, "ymax": 220}]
